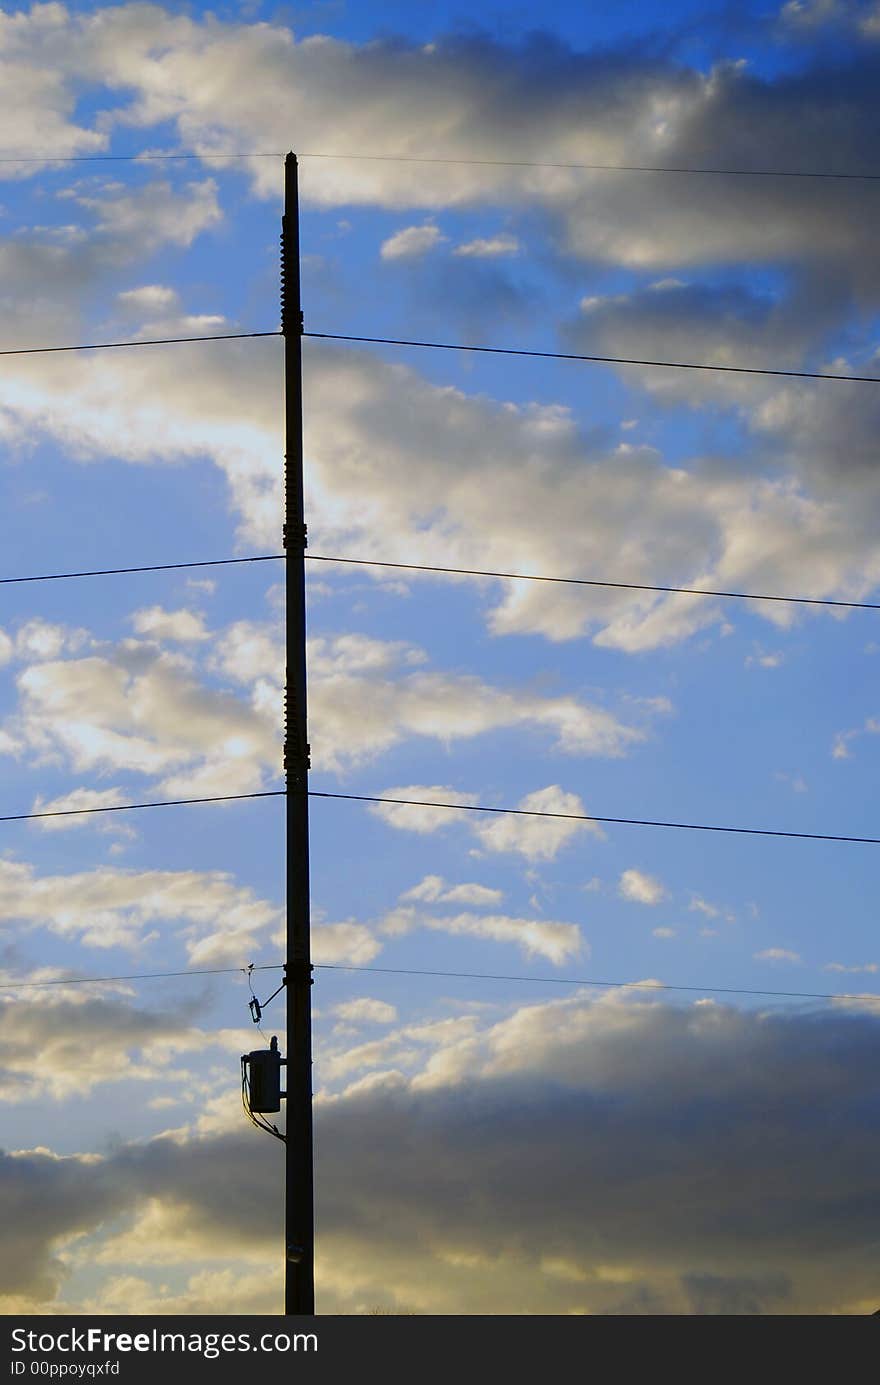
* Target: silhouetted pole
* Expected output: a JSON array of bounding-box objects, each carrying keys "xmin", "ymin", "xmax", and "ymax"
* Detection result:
[{"xmin": 282, "ymin": 150, "xmax": 315, "ymax": 1316}]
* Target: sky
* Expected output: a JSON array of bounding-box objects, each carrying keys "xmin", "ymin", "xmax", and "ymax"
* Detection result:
[{"xmin": 1, "ymin": 0, "xmax": 880, "ymax": 1316}]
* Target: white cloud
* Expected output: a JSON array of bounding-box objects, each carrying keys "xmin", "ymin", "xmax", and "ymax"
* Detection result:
[
  {"xmin": 689, "ymin": 895, "xmax": 720, "ymax": 919},
  {"xmin": 333, "ymin": 998, "xmax": 398, "ymax": 1025},
  {"xmin": 754, "ymin": 948, "xmax": 803, "ymax": 964},
  {"xmin": 117, "ymin": 284, "xmax": 179, "ymax": 314},
  {"xmin": 619, "ymin": 868, "xmax": 667, "ymax": 905},
  {"xmin": 311, "ymin": 922, "xmax": 381, "ymax": 966},
  {"xmin": 824, "ymin": 962, "xmax": 878, "ymax": 975},
  {"xmin": 0, "ymin": 855, "xmax": 279, "ymax": 965},
  {"xmin": 421, "ymin": 910, "xmax": 582, "ymax": 965},
  {"xmin": 29, "ymin": 786, "xmax": 132, "ymax": 835},
  {"xmin": 0, "ymin": 634, "xmax": 279, "ymax": 796},
  {"xmin": 368, "ymin": 787, "xmax": 480, "ymax": 834},
  {"xmin": 472, "ymin": 786, "xmax": 601, "ymax": 862},
  {"xmin": 72, "ymin": 179, "xmax": 222, "ymax": 253},
  {"xmin": 380, "ymin": 223, "xmax": 446, "ymax": 260},
  {"xmin": 131, "ymin": 607, "xmax": 210, "ymax": 643},
  {"xmin": 454, "ymin": 233, "xmax": 520, "ymax": 258},
  {"xmin": 400, "ymin": 875, "xmax": 503, "ymax": 907},
  {"xmin": 305, "ymin": 633, "xmax": 642, "ymax": 773}
]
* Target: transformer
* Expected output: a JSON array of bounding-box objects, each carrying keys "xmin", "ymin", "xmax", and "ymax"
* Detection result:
[{"xmin": 244, "ymin": 1034, "xmax": 284, "ymax": 1112}]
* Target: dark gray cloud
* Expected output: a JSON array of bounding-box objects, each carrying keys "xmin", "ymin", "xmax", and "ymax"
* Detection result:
[{"xmin": 4, "ymin": 993, "xmax": 880, "ymax": 1313}]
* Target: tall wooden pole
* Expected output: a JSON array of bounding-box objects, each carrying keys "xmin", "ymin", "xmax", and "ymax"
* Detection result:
[{"xmin": 282, "ymin": 150, "xmax": 315, "ymax": 1316}]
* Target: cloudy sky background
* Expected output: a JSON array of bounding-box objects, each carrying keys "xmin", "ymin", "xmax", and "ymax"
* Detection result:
[{"xmin": 2, "ymin": 0, "xmax": 880, "ymax": 1314}]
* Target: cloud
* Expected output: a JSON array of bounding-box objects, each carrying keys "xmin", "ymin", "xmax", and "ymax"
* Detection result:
[
  {"xmin": 29, "ymin": 786, "xmax": 134, "ymax": 836},
  {"xmin": 71, "ymin": 178, "xmax": 222, "ymax": 253},
  {"xmin": 378, "ymin": 899, "xmax": 581, "ymax": 964},
  {"xmin": 131, "ymin": 607, "xmax": 210, "ymax": 643},
  {"xmin": 619, "ymin": 868, "xmax": 667, "ymax": 905},
  {"xmin": 333, "ymin": 998, "xmax": 398, "ymax": 1025},
  {"xmin": 306, "ymin": 633, "xmax": 643, "ymax": 772},
  {"xmin": 754, "ymin": 948, "xmax": 803, "ymax": 964},
  {"xmin": 0, "ymin": 989, "xmax": 246, "ymax": 1102},
  {"xmin": 401, "ymin": 875, "xmax": 504, "ymax": 907},
  {"xmin": 6, "ymin": 993, "xmax": 880, "ymax": 1313},
  {"xmin": 0, "ymin": 855, "xmax": 280, "ymax": 965},
  {"xmin": 473, "ymin": 786, "xmax": 602, "ymax": 862},
  {"xmin": 311, "ymin": 922, "xmax": 381, "ymax": 966},
  {"xmin": 454, "ymin": 233, "xmax": 520, "ymax": 258},
  {"xmin": 824, "ymin": 962, "xmax": 878, "ymax": 975},
  {"xmin": 368, "ymin": 787, "xmax": 480, "ymax": 834},
  {"xmin": 0, "ymin": 630, "xmax": 280, "ymax": 797},
  {"xmin": 380, "ymin": 223, "xmax": 446, "ymax": 260},
  {"xmin": 422, "ymin": 910, "xmax": 582, "ymax": 965},
  {"xmin": 117, "ymin": 284, "xmax": 179, "ymax": 314}
]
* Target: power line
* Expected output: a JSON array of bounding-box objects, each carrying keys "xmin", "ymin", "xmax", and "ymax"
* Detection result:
[
  {"xmin": 0, "ymin": 553, "xmax": 284, "ymax": 587},
  {"xmin": 4, "ymin": 957, "xmax": 876, "ymax": 1008},
  {"xmin": 0, "ymin": 324, "xmax": 871, "ymax": 383},
  {"xmin": 306, "ymin": 331, "xmax": 880, "ymax": 386},
  {"xmin": 299, "ymin": 151, "xmax": 880, "ymax": 182},
  {"xmin": 3, "ymin": 958, "xmax": 877, "ymax": 1006},
  {"xmin": 0, "ymin": 330, "xmax": 279, "ymax": 360},
  {"xmin": 3, "ymin": 148, "xmax": 880, "ymax": 181},
  {"xmin": 305, "ymin": 554, "xmax": 880, "ymax": 614},
  {"xmin": 309, "ymin": 791, "xmax": 880, "ymax": 847},
  {"xmin": 0, "ymin": 152, "xmax": 283, "ymax": 165},
  {"xmin": 0, "ymin": 789, "xmax": 285, "ymax": 825},
  {"xmin": 2, "ymin": 547, "xmax": 879, "ymax": 614},
  {"xmin": 315, "ymin": 963, "xmax": 880, "ymax": 1006},
  {"xmin": 2, "ymin": 785, "xmax": 880, "ymax": 846},
  {"xmin": 4, "ymin": 964, "xmax": 283, "ymax": 989}
]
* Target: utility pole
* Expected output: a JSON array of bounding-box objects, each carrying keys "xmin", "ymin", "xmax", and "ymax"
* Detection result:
[{"xmin": 282, "ymin": 150, "xmax": 315, "ymax": 1315}]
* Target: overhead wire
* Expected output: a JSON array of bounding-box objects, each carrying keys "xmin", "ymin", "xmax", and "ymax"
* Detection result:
[
  {"xmin": 1, "ymin": 959, "xmax": 877, "ymax": 1008},
  {"xmin": 2, "ymin": 549, "xmax": 879, "ymax": 613},
  {"xmin": 298, "ymin": 151, "xmax": 880, "ymax": 181},
  {"xmin": 0, "ymin": 324, "xmax": 872, "ymax": 384},
  {"xmin": 0, "ymin": 330, "xmax": 279, "ymax": 359},
  {"xmin": 305, "ymin": 331, "xmax": 880, "ymax": 385},
  {"xmin": 2, "ymin": 148, "xmax": 880, "ymax": 180},
  {"xmin": 308, "ymin": 790, "xmax": 880, "ymax": 847},
  {"xmin": 0, "ymin": 554, "xmax": 285, "ymax": 586},
  {"xmin": 304, "ymin": 554, "xmax": 880, "ymax": 613},
  {"xmin": 4, "ymin": 964, "xmax": 283, "ymax": 988},
  {"xmin": 2, "ymin": 784, "xmax": 880, "ymax": 848},
  {"xmin": 314, "ymin": 963, "xmax": 880, "ymax": 1006},
  {"xmin": 0, "ymin": 790, "xmax": 285, "ymax": 825}
]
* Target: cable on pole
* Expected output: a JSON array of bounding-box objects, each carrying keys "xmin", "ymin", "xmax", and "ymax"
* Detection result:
[
  {"xmin": 314, "ymin": 963, "xmax": 880, "ymax": 1006},
  {"xmin": 0, "ymin": 331, "xmax": 280, "ymax": 360},
  {"xmin": 1, "ymin": 785, "xmax": 880, "ymax": 848},
  {"xmin": 2, "ymin": 148, "xmax": 880, "ymax": 181},
  {"xmin": 1, "ymin": 960, "xmax": 877, "ymax": 1008},
  {"xmin": 305, "ymin": 331, "xmax": 880, "ymax": 385},
  {"xmin": 0, "ymin": 554, "xmax": 285, "ymax": 587},
  {"xmin": 0, "ymin": 790, "xmax": 285, "ymax": 825},
  {"xmin": 304, "ymin": 554, "xmax": 880, "ymax": 614},
  {"xmin": 308, "ymin": 790, "xmax": 880, "ymax": 847},
  {"xmin": 1, "ymin": 547, "xmax": 879, "ymax": 614}
]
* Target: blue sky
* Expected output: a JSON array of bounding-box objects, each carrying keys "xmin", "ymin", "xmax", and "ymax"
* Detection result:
[{"xmin": 2, "ymin": 0, "xmax": 880, "ymax": 1316}]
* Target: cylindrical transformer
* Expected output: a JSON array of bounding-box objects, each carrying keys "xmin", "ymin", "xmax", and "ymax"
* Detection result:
[{"xmin": 247, "ymin": 1036, "xmax": 283, "ymax": 1112}]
